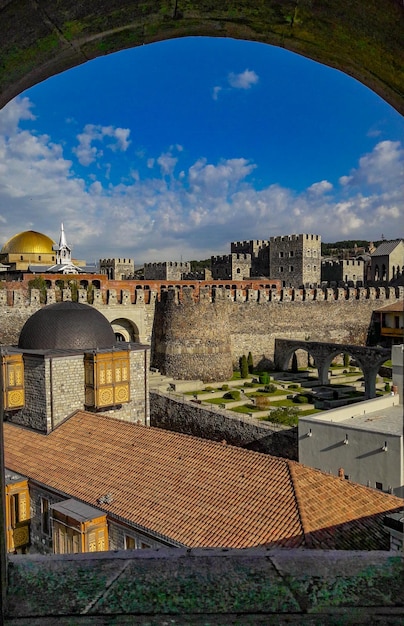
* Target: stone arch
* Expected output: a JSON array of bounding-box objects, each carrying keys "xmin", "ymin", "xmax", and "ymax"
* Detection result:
[
  {"xmin": 0, "ymin": 3, "xmax": 403, "ymax": 115},
  {"xmin": 111, "ymin": 317, "xmax": 139, "ymax": 343},
  {"xmin": 321, "ymin": 349, "xmax": 366, "ymax": 381},
  {"xmin": 278, "ymin": 345, "xmax": 318, "ymax": 375}
]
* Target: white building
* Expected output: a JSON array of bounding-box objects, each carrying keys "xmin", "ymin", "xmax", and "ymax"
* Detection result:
[{"xmin": 299, "ymin": 345, "xmax": 404, "ymax": 498}]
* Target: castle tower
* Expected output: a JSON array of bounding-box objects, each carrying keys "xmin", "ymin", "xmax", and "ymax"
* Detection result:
[{"xmin": 151, "ymin": 288, "xmax": 233, "ymax": 382}]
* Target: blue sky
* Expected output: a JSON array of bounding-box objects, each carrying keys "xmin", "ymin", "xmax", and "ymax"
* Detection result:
[{"xmin": 0, "ymin": 37, "xmax": 402, "ymax": 264}]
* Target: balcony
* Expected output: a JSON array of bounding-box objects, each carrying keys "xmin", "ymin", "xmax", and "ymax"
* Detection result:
[{"xmin": 381, "ymin": 327, "xmax": 404, "ymax": 338}]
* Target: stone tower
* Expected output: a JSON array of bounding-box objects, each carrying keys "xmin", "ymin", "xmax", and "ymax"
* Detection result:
[{"xmin": 151, "ymin": 287, "xmax": 233, "ymax": 382}]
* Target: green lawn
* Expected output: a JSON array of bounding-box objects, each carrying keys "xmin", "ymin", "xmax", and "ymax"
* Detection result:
[
  {"xmin": 247, "ymin": 389, "xmax": 288, "ymax": 397},
  {"xmin": 230, "ymin": 404, "xmax": 262, "ymax": 414},
  {"xmin": 268, "ymin": 398, "xmax": 302, "ymax": 407}
]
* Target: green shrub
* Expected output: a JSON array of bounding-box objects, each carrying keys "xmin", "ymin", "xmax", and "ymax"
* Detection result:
[
  {"xmin": 264, "ymin": 383, "xmax": 277, "ymax": 393},
  {"xmin": 28, "ymin": 276, "xmax": 48, "ymax": 304},
  {"xmin": 293, "ymin": 395, "xmax": 309, "ymax": 404},
  {"xmin": 291, "ymin": 353, "xmax": 298, "ymax": 373},
  {"xmin": 384, "ymin": 382, "xmax": 391, "ymax": 393},
  {"xmin": 247, "ymin": 351, "xmax": 254, "ymax": 374},
  {"xmin": 244, "ymin": 382, "xmax": 254, "ymax": 388},
  {"xmin": 240, "ymin": 354, "xmax": 249, "ymax": 378},
  {"xmin": 221, "ymin": 384, "xmax": 229, "ymax": 391},
  {"xmin": 343, "ymin": 353, "xmax": 350, "ymax": 367},
  {"xmin": 259, "ymin": 373, "xmax": 269, "ymax": 384},
  {"xmin": 263, "ymin": 407, "xmax": 299, "ymax": 426},
  {"xmin": 204, "ymin": 386, "xmax": 214, "ymax": 392},
  {"xmin": 224, "ymin": 390, "xmax": 240, "ymax": 401},
  {"xmin": 288, "ymin": 383, "xmax": 299, "ymax": 389}
]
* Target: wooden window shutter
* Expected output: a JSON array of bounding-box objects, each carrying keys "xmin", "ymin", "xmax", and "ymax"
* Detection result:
[
  {"xmin": 85, "ymin": 351, "xmax": 130, "ymax": 408},
  {"xmin": 2, "ymin": 353, "xmax": 25, "ymax": 410}
]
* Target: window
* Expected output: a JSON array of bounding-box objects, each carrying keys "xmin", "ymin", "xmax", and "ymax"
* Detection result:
[
  {"xmin": 289, "ymin": 266, "xmax": 294, "ymax": 272},
  {"xmin": 140, "ymin": 542, "xmax": 151, "ymax": 549},
  {"xmin": 125, "ymin": 535, "xmax": 136, "ymax": 550},
  {"xmin": 279, "ymin": 252, "xmax": 284, "ymax": 258},
  {"xmin": 307, "ymin": 264, "xmax": 311, "ymax": 270},
  {"xmin": 289, "ymin": 251, "xmax": 294, "ymax": 257},
  {"xmin": 85, "ymin": 351, "xmax": 130, "ymax": 409},
  {"xmin": 41, "ymin": 497, "xmax": 50, "ymax": 535},
  {"xmin": 306, "ymin": 250, "xmax": 311, "ymax": 257},
  {"xmin": 2, "ymin": 353, "xmax": 25, "ymax": 410},
  {"xmin": 376, "ymin": 482, "xmax": 383, "ymax": 490},
  {"xmin": 279, "ymin": 266, "xmax": 284, "ymax": 273},
  {"xmin": 313, "ymin": 250, "xmax": 317, "ymax": 257}
]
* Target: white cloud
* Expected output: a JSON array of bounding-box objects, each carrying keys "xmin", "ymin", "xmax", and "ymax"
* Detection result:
[
  {"xmin": 0, "ymin": 98, "xmax": 35, "ymax": 135},
  {"xmin": 73, "ymin": 123, "xmax": 131, "ymax": 166},
  {"xmin": 212, "ymin": 86, "xmax": 222, "ymax": 101},
  {"xmin": 339, "ymin": 140, "xmax": 403, "ymax": 190},
  {"xmin": 0, "ymin": 96, "xmax": 402, "ymax": 264},
  {"xmin": 228, "ymin": 69, "xmax": 259, "ymax": 90},
  {"xmin": 307, "ymin": 180, "xmax": 333, "ymax": 195}
]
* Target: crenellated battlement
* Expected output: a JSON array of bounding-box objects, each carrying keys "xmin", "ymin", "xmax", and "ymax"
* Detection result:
[
  {"xmin": 144, "ymin": 261, "xmax": 190, "ymax": 269},
  {"xmin": 270, "ymin": 233, "xmax": 320, "ymax": 243},
  {"xmin": 0, "ymin": 284, "xmax": 402, "ymax": 308}
]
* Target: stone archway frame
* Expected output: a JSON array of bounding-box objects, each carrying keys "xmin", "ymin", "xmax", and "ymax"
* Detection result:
[
  {"xmin": 0, "ymin": 1, "xmax": 403, "ymax": 114},
  {"xmin": 111, "ymin": 317, "xmax": 140, "ymax": 343},
  {"xmin": 279, "ymin": 345, "xmax": 320, "ymax": 378}
]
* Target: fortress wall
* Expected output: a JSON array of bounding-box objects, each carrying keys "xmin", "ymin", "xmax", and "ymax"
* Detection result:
[
  {"xmin": 0, "ymin": 286, "xmax": 401, "ymax": 372},
  {"xmin": 0, "ymin": 305, "xmax": 40, "ymax": 345},
  {"xmin": 229, "ymin": 298, "xmax": 385, "ymax": 368},
  {"xmin": 150, "ymin": 391, "xmax": 298, "ymax": 459}
]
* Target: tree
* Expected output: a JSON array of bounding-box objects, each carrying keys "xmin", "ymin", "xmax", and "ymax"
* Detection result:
[
  {"xmin": 247, "ymin": 351, "xmax": 254, "ymax": 374},
  {"xmin": 240, "ymin": 355, "xmax": 249, "ymax": 379},
  {"xmin": 28, "ymin": 276, "xmax": 47, "ymax": 304},
  {"xmin": 291, "ymin": 353, "xmax": 298, "ymax": 373},
  {"xmin": 343, "ymin": 353, "xmax": 350, "ymax": 368}
]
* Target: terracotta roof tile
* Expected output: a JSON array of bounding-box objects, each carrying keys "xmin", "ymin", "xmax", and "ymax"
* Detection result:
[{"xmin": 4, "ymin": 411, "xmax": 403, "ymax": 549}]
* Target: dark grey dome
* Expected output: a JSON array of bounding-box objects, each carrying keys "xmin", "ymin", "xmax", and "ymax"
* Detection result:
[{"xmin": 18, "ymin": 302, "xmax": 116, "ymax": 351}]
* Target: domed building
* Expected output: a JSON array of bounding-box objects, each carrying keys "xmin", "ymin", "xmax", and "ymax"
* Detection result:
[
  {"xmin": 0, "ymin": 225, "xmax": 88, "ymax": 274},
  {"xmin": 0, "ymin": 230, "xmax": 56, "ymax": 271},
  {"xmin": 4, "ymin": 301, "xmax": 150, "ymax": 433}
]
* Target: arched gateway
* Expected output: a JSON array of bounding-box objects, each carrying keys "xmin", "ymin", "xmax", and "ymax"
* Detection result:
[{"xmin": 0, "ymin": 1, "xmax": 403, "ymax": 114}]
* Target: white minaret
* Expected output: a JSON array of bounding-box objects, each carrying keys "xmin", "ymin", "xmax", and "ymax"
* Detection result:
[{"xmin": 55, "ymin": 223, "xmax": 72, "ymax": 265}]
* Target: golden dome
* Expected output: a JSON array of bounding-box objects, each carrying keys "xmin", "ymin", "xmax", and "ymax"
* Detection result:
[{"xmin": 1, "ymin": 230, "xmax": 55, "ymax": 255}]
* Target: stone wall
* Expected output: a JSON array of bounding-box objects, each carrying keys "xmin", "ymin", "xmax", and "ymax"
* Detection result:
[
  {"xmin": 150, "ymin": 391, "xmax": 298, "ymax": 460},
  {"xmin": 151, "ymin": 290, "xmax": 233, "ymax": 382},
  {"xmin": 6, "ymin": 549, "xmax": 404, "ymax": 623},
  {"xmin": 28, "ymin": 484, "xmax": 64, "ymax": 554},
  {"xmin": 0, "ymin": 285, "xmax": 402, "ymax": 383},
  {"xmin": 7, "ymin": 348, "xmax": 149, "ymax": 432},
  {"xmin": 229, "ymin": 297, "xmax": 390, "ymax": 369}
]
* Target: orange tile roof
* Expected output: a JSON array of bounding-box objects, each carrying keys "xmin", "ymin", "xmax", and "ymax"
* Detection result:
[
  {"xmin": 4, "ymin": 411, "xmax": 403, "ymax": 550},
  {"xmin": 375, "ymin": 300, "xmax": 404, "ymax": 313}
]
